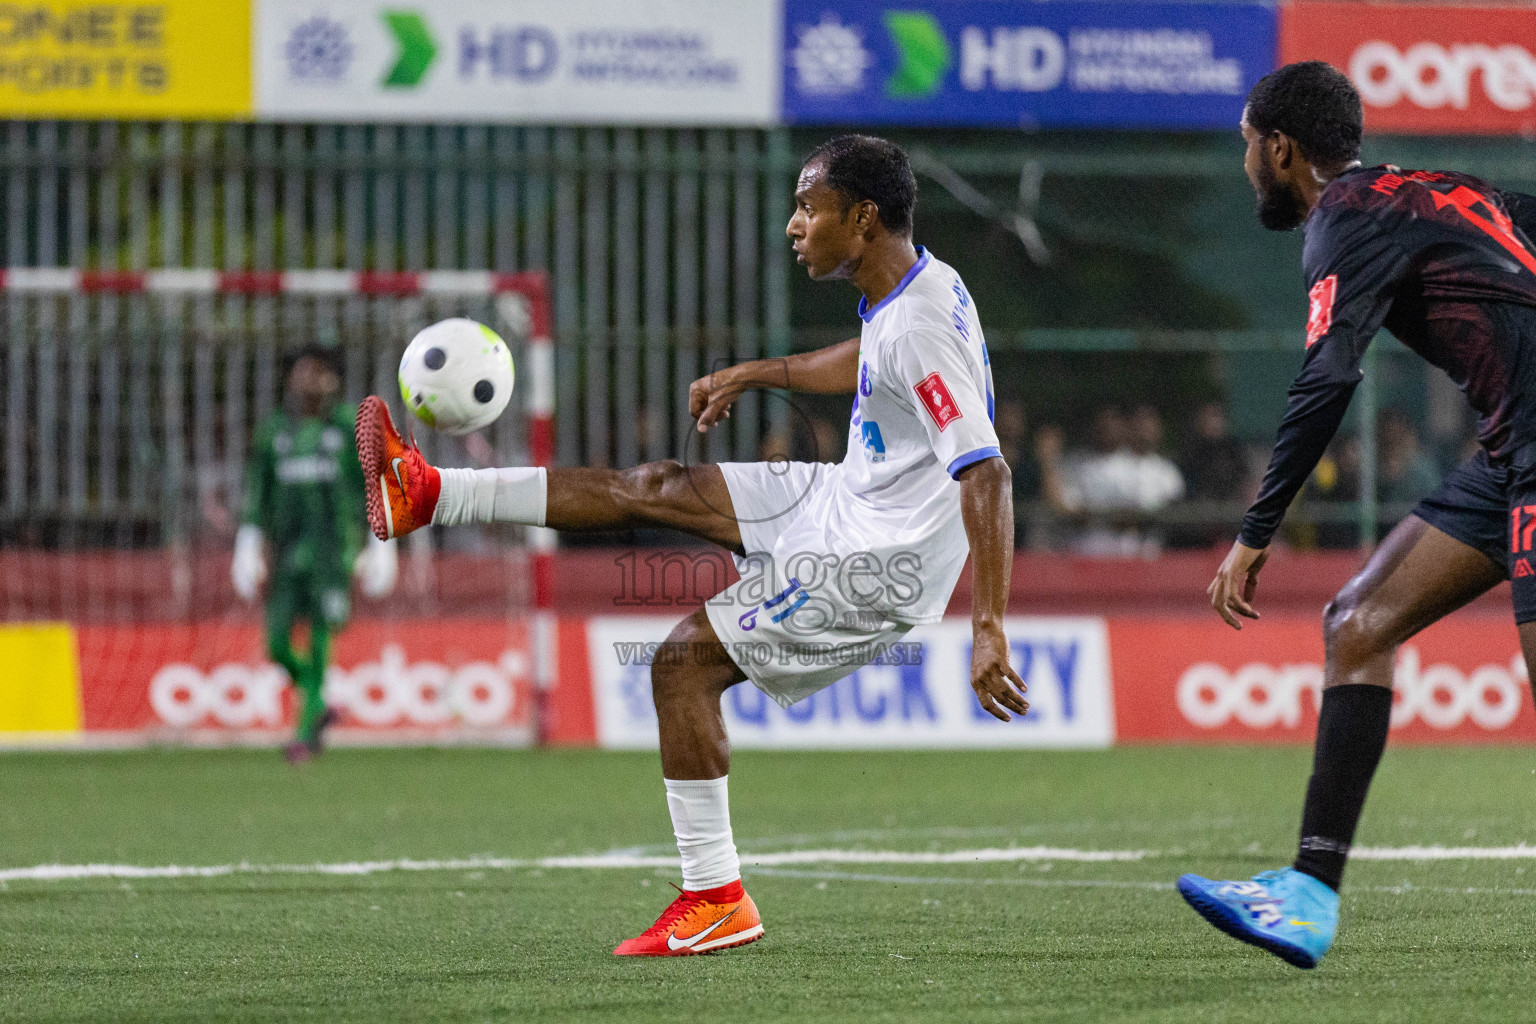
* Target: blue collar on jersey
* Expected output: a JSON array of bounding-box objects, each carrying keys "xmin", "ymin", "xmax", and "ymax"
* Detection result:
[{"xmin": 857, "ymin": 246, "xmax": 930, "ymax": 323}]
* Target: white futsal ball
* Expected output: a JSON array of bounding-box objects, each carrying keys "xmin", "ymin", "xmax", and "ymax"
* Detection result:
[{"xmin": 398, "ymin": 318, "xmax": 514, "ymax": 435}]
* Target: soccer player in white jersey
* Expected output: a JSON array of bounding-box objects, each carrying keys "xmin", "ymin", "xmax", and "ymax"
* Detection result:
[{"xmin": 355, "ymin": 135, "xmax": 1025, "ymax": 956}]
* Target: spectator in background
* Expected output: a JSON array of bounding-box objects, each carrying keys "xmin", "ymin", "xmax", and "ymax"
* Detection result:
[
  {"xmin": 1033, "ymin": 423, "xmax": 1071, "ymax": 550},
  {"xmin": 1041, "ymin": 405, "xmax": 1185, "ymax": 557},
  {"xmin": 1126, "ymin": 403, "xmax": 1187, "ymax": 515},
  {"xmin": 1377, "ymin": 407, "xmax": 1443, "ymax": 533},
  {"xmin": 1179, "ymin": 402, "xmax": 1250, "ymax": 501},
  {"xmin": 993, "ymin": 400, "xmax": 1043, "ymax": 545},
  {"xmin": 1294, "ymin": 413, "xmax": 1442, "ymax": 547},
  {"xmin": 1173, "ymin": 401, "xmax": 1252, "ymax": 548},
  {"xmin": 1037, "ymin": 406, "xmax": 1126, "ymax": 534},
  {"xmin": 1377, "ymin": 407, "xmax": 1442, "ymax": 505},
  {"xmin": 1297, "ymin": 434, "xmax": 1362, "ymax": 549}
]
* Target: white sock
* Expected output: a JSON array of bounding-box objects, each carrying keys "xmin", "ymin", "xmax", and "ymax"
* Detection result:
[
  {"xmin": 664, "ymin": 776, "xmax": 741, "ymax": 891},
  {"xmin": 431, "ymin": 466, "xmax": 546, "ymax": 527}
]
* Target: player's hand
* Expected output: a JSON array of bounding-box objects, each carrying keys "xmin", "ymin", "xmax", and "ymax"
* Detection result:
[
  {"xmin": 1209, "ymin": 539, "xmax": 1269, "ymax": 630},
  {"xmin": 354, "ymin": 535, "xmax": 398, "ymax": 598},
  {"xmin": 231, "ymin": 525, "xmax": 267, "ymax": 603},
  {"xmin": 689, "ymin": 367, "xmax": 749, "ymax": 433},
  {"xmin": 970, "ymin": 622, "xmax": 1028, "ymax": 722}
]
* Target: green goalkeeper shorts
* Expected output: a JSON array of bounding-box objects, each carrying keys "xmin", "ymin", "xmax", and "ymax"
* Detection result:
[{"xmin": 266, "ymin": 570, "xmax": 351, "ymax": 632}]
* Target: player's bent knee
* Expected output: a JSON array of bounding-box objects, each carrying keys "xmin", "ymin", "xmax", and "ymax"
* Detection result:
[
  {"xmin": 650, "ymin": 612, "xmax": 741, "ymax": 712},
  {"xmin": 1322, "ymin": 592, "xmax": 1395, "ymax": 668}
]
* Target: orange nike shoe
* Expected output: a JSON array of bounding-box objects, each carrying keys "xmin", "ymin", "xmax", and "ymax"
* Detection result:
[
  {"xmin": 613, "ymin": 880, "xmax": 763, "ymax": 957},
  {"xmin": 356, "ymin": 395, "xmax": 441, "ymax": 541}
]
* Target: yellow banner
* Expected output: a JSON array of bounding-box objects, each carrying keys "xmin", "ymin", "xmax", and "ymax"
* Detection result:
[
  {"xmin": 0, "ymin": 2, "xmax": 251, "ymax": 118},
  {"xmin": 0, "ymin": 622, "xmax": 82, "ymax": 735}
]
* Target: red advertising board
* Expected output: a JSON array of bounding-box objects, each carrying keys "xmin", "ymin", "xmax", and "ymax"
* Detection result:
[
  {"xmin": 1282, "ymin": 3, "xmax": 1536, "ymax": 134},
  {"xmin": 73, "ymin": 618, "xmax": 596, "ymax": 745},
  {"xmin": 1110, "ymin": 615, "xmax": 1534, "ymax": 744},
  {"xmin": 19, "ymin": 610, "xmax": 1535, "ymax": 748}
]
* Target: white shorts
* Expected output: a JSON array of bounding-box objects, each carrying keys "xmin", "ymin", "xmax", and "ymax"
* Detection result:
[{"xmin": 705, "ymin": 461, "xmax": 916, "ymax": 708}]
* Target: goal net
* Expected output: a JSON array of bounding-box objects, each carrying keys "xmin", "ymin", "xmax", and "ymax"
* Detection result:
[{"xmin": 0, "ymin": 271, "xmax": 552, "ymax": 747}]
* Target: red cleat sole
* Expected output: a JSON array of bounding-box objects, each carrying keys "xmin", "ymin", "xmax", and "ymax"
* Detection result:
[{"xmin": 355, "ymin": 396, "xmax": 392, "ymax": 541}]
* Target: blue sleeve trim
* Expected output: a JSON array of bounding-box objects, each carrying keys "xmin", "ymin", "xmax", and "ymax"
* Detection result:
[{"xmin": 947, "ymin": 446, "xmax": 1002, "ymax": 480}]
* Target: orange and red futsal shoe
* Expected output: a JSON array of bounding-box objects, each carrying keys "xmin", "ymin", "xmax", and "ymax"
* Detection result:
[
  {"xmin": 613, "ymin": 880, "xmax": 763, "ymax": 957},
  {"xmin": 356, "ymin": 395, "xmax": 441, "ymax": 541}
]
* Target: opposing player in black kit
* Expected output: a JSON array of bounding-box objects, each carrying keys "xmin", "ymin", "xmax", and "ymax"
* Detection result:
[{"xmin": 1178, "ymin": 61, "xmax": 1536, "ymax": 968}]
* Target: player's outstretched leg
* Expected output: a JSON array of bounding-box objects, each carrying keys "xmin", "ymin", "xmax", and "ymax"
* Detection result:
[
  {"xmin": 1179, "ymin": 516, "xmax": 1504, "ymax": 967},
  {"xmin": 357, "ymin": 397, "xmax": 442, "ymax": 540},
  {"xmin": 613, "ymin": 610, "xmax": 763, "ymax": 957},
  {"xmin": 356, "ymin": 396, "xmax": 742, "ymax": 549}
]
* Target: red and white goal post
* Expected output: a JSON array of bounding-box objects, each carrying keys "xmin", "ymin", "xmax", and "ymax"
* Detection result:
[{"xmin": 0, "ymin": 267, "xmax": 560, "ymax": 746}]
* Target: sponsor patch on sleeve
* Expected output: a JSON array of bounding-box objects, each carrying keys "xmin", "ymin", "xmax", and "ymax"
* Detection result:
[
  {"xmin": 1306, "ymin": 274, "xmax": 1337, "ymax": 348},
  {"xmin": 914, "ymin": 371, "xmax": 962, "ymax": 431}
]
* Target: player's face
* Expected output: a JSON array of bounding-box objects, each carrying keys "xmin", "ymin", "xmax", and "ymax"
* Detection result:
[
  {"xmin": 787, "ymin": 160, "xmax": 860, "ymax": 280},
  {"xmin": 287, "ymin": 356, "xmax": 340, "ymax": 415},
  {"xmin": 1242, "ymin": 115, "xmax": 1307, "ymax": 232}
]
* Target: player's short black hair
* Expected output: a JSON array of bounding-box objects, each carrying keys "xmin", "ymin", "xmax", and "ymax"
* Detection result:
[
  {"xmin": 282, "ymin": 342, "xmax": 343, "ymax": 384},
  {"xmin": 1245, "ymin": 61, "xmax": 1363, "ymax": 166},
  {"xmin": 803, "ymin": 134, "xmax": 917, "ymax": 236}
]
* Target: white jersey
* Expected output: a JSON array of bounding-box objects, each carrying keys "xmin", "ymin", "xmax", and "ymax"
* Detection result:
[{"xmin": 768, "ymin": 247, "xmax": 1000, "ymax": 625}]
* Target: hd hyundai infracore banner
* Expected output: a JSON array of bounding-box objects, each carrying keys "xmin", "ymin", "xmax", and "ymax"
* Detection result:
[
  {"xmin": 781, "ymin": 0, "xmax": 1276, "ymax": 128},
  {"xmin": 254, "ymin": 0, "xmax": 781, "ymax": 124}
]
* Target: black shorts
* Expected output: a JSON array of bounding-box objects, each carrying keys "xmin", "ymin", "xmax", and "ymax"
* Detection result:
[{"xmin": 1414, "ymin": 445, "xmax": 1536, "ymax": 623}]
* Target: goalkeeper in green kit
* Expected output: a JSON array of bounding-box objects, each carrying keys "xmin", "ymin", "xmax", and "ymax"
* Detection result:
[{"xmin": 232, "ymin": 345, "xmax": 397, "ymax": 763}]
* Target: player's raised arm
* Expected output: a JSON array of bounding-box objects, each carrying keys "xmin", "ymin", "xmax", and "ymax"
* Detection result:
[{"xmin": 689, "ymin": 338, "xmax": 861, "ymax": 431}]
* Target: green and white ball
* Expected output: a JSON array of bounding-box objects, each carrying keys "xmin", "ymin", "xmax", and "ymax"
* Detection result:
[{"xmin": 398, "ymin": 318, "xmax": 515, "ymax": 435}]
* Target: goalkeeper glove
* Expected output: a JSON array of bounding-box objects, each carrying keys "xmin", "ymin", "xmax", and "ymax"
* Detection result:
[
  {"xmin": 231, "ymin": 525, "xmax": 267, "ymax": 602},
  {"xmin": 354, "ymin": 534, "xmax": 399, "ymax": 598}
]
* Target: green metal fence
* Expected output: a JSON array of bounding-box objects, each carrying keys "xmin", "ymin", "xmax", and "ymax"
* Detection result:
[{"xmin": 4, "ymin": 121, "xmax": 1535, "ymax": 549}]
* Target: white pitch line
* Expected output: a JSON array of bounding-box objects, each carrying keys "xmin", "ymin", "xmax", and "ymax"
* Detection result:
[
  {"xmin": 749, "ymin": 867, "xmax": 1176, "ymax": 892},
  {"xmin": 7, "ymin": 844, "xmax": 1536, "ymax": 884},
  {"xmin": 1351, "ymin": 844, "xmax": 1536, "ymax": 861},
  {"xmin": 745, "ymin": 847, "xmax": 1148, "ymax": 866},
  {"xmin": 0, "ymin": 847, "xmax": 1145, "ymax": 883}
]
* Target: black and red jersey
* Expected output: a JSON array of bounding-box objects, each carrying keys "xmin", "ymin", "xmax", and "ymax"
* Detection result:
[{"xmin": 1240, "ymin": 165, "xmax": 1536, "ymax": 549}]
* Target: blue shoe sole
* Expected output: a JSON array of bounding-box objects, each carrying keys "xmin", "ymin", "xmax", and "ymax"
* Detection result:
[{"xmin": 1176, "ymin": 875, "xmax": 1319, "ymax": 969}]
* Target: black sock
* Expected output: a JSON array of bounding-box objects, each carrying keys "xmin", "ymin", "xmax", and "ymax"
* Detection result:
[{"xmin": 1293, "ymin": 684, "xmax": 1393, "ymax": 892}]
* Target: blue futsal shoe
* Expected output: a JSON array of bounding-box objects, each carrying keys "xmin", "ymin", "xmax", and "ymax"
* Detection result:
[{"xmin": 1177, "ymin": 867, "xmax": 1338, "ymax": 969}]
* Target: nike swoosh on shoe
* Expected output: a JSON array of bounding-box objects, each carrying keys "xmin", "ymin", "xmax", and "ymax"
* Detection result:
[{"xmin": 665, "ymin": 908, "xmax": 737, "ymax": 952}]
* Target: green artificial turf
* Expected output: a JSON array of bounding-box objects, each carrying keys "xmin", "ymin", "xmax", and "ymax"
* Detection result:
[{"xmin": 3, "ymin": 746, "xmax": 1536, "ymax": 1022}]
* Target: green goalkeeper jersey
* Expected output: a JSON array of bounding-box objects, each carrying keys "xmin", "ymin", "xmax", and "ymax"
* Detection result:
[{"xmin": 242, "ymin": 404, "xmax": 366, "ymax": 580}]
